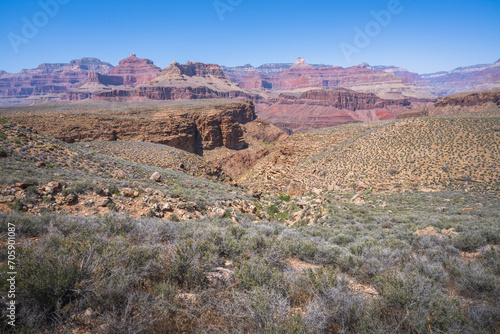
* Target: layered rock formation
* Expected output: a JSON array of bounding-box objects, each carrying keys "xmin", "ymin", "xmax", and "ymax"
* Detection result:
[
  {"xmin": 237, "ymin": 72, "xmax": 273, "ymax": 90},
  {"xmin": 1, "ymin": 100, "xmax": 256, "ymax": 154},
  {"xmin": 398, "ymin": 90, "xmax": 500, "ymax": 119},
  {"xmin": 0, "ymin": 58, "xmax": 113, "ymax": 106},
  {"xmin": 62, "ymin": 54, "xmax": 162, "ymax": 101},
  {"xmin": 257, "ymin": 89, "xmax": 415, "ymax": 132},
  {"xmin": 422, "ymin": 59, "xmax": 500, "ymax": 96},
  {"xmin": 271, "ymin": 59, "xmax": 436, "ymax": 100},
  {"xmin": 106, "ymin": 53, "xmax": 162, "ymax": 85},
  {"xmin": 93, "ymin": 61, "xmax": 262, "ymax": 102}
]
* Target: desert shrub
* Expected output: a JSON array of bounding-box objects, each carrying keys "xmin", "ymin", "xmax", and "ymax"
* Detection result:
[
  {"xmin": 449, "ymin": 260, "xmax": 500, "ymax": 299},
  {"xmin": 73, "ymin": 181, "xmax": 96, "ymax": 194},
  {"xmin": 221, "ymin": 287, "xmax": 305, "ymax": 333},
  {"xmin": 374, "ymin": 271, "xmax": 465, "ymax": 333},
  {"xmin": 329, "ymin": 233, "xmax": 355, "ymax": 246},
  {"xmin": 0, "ymin": 212, "xmax": 52, "ymax": 238},
  {"xmin": 452, "ymin": 231, "xmax": 487, "ymax": 252},
  {"xmin": 278, "ymin": 194, "xmax": 291, "ymax": 202},
  {"xmin": 13, "ymin": 235, "xmax": 89, "ymax": 321},
  {"xmin": 267, "ymin": 204, "xmax": 280, "ymax": 216},
  {"xmin": 235, "ymin": 257, "xmax": 288, "ymax": 293},
  {"xmin": 168, "ymin": 238, "xmax": 219, "ymax": 289},
  {"xmin": 482, "ymin": 246, "xmax": 500, "ymax": 275},
  {"xmin": 304, "ymin": 276, "xmax": 366, "ymax": 333}
]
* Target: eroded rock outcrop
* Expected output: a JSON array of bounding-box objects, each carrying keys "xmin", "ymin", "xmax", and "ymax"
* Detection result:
[
  {"xmin": 2, "ymin": 100, "xmax": 256, "ymax": 154},
  {"xmin": 257, "ymin": 89, "xmax": 414, "ymax": 132},
  {"xmin": 398, "ymin": 90, "xmax": 500, "ymax": 118},
  {"xmin": 0, "ymin": 58, "xmax": 113, "ymax": 106},
  {"xmin": 93, "ymin": 61, "xmax": 262, "ymax": 102}
]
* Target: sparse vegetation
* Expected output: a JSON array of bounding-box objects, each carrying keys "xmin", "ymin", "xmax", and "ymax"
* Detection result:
[{"xmin": 0, "ymin": 108, "xmax": 499, "ymax": 333}]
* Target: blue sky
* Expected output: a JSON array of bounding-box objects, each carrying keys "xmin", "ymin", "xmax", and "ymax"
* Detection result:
[{"xmin": 0, "ymin": 0, "xmax": 499, "ymax": 74}]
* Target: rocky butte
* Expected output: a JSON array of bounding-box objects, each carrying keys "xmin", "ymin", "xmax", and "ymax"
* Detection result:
[
  {"xmin": 62, "ymin": 54, "xmax": 162, "ymax": 101},
  {"xmin": 92, "ymin": 61, "xmax": 262, "ymax": 102}
]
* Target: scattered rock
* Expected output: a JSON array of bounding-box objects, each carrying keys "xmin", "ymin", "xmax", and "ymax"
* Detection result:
[
  {"xmin": 176, "ymin": 293, "xmax": 197, "ymax": 305},
  {"xmin": 44, "ymin": 182, "xmax": 61, "ymax": 194},
  {"xmin": 112, "ymin": 170, "xmax": 126, "ymax": 180},
  {"xmin": 150, "ymin": 172, "xmax": 162, "ymax": 182},
  {"xmin": 413, "ymin": 226, "xmax": 442, "ymax": 238},
  {"xmin": 121, "ymin": 188, "xmax": 136, "ymax": 197},
  {"xmin": 461, "ymin": 208, "xmax": 477, "ymax": 212},
  {"xmin": 0, "ymin": 195, "xmax": 15, "ymax": 203},
  {"xmin": 350, "ymin": 194, "xmax": 365, "ymax": 205},
  {"xmin": 355, "ymin": 181, "xmax": 368, "ymax": 191},
  {"xmin": 441, "ymin": 228, "xmax": 459, "ymax": 238},
  {"xmin": 287, "ymin": 181, "xmax": 307, "ymax": 197},
  {"xmin": 95, "ymin": 197, "xmax": 111, "ymax": 207},
  {"xmin": 206, "ymin": 267, "xmax": 234, "ymax": 288},
  {"xmin": 16, "ymin": 182, "xmax": 33, "ymax": 189},
  {"xmin": 64, "ymin": 193, "xmax": 78, "ymax": 205},
  {"xmin": 161, "ymin": 203, "xmax": 173, "ymax": 212},
  {"xmin": 311, "ymin": 188, "xmax": 323, "ymax": 195}
]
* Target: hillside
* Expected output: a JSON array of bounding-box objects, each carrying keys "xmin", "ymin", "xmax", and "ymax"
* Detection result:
[
  {"xmin": 0, "ymin": 105, "xmax": 499, "ymax": 333},
  {"xmin": 241, "ymin": 113, "xmax": 500, "ymax": 195}
]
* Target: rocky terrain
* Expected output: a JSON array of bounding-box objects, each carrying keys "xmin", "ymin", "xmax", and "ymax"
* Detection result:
[
  {"xmin": 257, "ymin": 89, "xmax": 420, "ymax": 133},
  {"xmin": 398, "ymin": 90, "xmax": 500, "ymax": 119},
  {"xmin": 240, "ymin": 112, "xmax": 500, "ymax": 196},
  {"xmin": 0, "ymin": 120, "xmax": 261, "ymax": 220},
  {"xmin": 0, "ymin": 100, "xmax": 262, "ymax": 154},
  {"xmin": 91, "ymin": 61, "xmax": 263, "ymax": 103},
  {"xmin": 0, "ymin": 93, "xmax": 499, "ymax": 333},
  {"xmin": 422, "ymin": 58, "xmax": 500, "ymax": 96},
  {"xmin": 0, "ymin": 58, "xmax": 113, "ymax": 106}
]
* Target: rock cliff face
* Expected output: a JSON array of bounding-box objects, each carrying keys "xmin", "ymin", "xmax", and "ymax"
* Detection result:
[
  {"xmin": 397, "ymin": 90, "xmax": 500, "ymax": 118},
  {"xmin": 93, "ymin": 61, "xmax": 262, "ymax": 102},
  {"xmin": 225, "ymin": 58, "xmax": 438, "ymax": 100},
  {"xmin": 106, "ymin": 53, "xmax": 161, "ymax": 86},
  {"xmin": 434, "ymin": 90, "xmax": 500, "ymax": 108},
  {"xmin": 0, "ymin": 58, "xmax": 113, "ymax": 106},
  {"xmin": 273, "ymin": 59, "xmax": 405, "ymax": 91},
  {"xmin": 422, "ymin": 59, "xmax": 500, "ymax": 96},
  {"xmin": 62, "ymin": 54, "xmax": 163, "ymax": 101},
  {"xmin": 237, "ymin": 72, "xmax": 273, "ymax": 90},
  {"xmin": 257, "ymin": 89, "xmax": 414, "ymax": 133},
  {"xmin": 1, "ymin": 100, "xmax": 256, "ymax": 154}
]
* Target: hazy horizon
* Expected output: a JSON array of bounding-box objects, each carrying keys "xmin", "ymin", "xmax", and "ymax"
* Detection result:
[{"xmin": 1, "ymin": 0, "xmax": 499, "ymax": 74}]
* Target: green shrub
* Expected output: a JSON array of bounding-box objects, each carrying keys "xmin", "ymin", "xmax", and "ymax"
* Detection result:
[
  {"xmin": 235, "ymin": 257, "xmax": 288, "ymax": 292},
  {"xmin": 267, "ymin": 204, "xmax": 280, "ymax": 216},
  {"xmin": 278, "ymin": 194, "xmax": 291, "ymax": 202}
]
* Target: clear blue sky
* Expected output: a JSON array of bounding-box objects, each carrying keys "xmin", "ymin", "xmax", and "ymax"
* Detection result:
[{"xmin": 1, "ymin": 0, "xmax": 499, "ymax": 74}]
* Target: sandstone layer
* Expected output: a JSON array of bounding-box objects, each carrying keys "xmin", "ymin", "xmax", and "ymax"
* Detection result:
[
  {"xmin": 1, "ymin": 100, "xmax": 257, "ymax": 154},
  {"xmin": 92, "ymin": 61, "xmax": 262, "ymax": 102},
  {"xmin": 398, "ymin": 90, "xmax": 500, "ymax": 118},
  {"xmin": 0, "ymin": 58, "xmax": 113, "ymax": 106},
  {"xmin": 257, "ymin": 89, "xmax": 417, "ymax": 133}
]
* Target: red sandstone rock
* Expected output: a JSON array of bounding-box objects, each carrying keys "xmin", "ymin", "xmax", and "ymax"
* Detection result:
[
  {"xmin": 107, "ymin": 53, "xmax": 161, "ymax": 86},
  {"xmin": 257, "ymin": 89, "xmax": 414, "ymax": 132},
  {"xmin": 93, "ymin": 61, "xmax": 263, "ymax": 102},
  {"xmin": 0, "ymin": 58, "xmax": 113, "ymax": 106}
]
